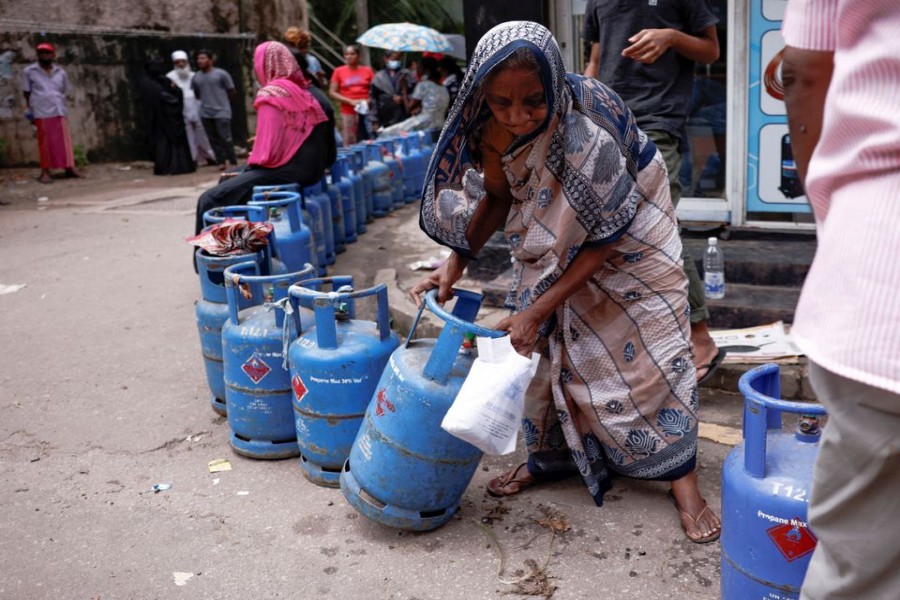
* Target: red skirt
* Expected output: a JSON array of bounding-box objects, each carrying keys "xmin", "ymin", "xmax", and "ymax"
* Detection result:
[{"xmin": 35, "ymin": 116, "xmax": 75, "ymax": 169}]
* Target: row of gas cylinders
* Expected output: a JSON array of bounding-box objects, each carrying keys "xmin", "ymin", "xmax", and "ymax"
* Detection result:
[
  {"xmin": 198, "ymin": 132, "xmax": 435, "ymax": 415},
  {"xmin": 195, "ymin": 248, "xmax": 829, "ymax": 598},
  {"xmin": 193, "ymin": 161, "xmax": 829, "ymax": 593},
  {"xmin": 228, "ymin": 131, "xmax": 435, "ymax": 280},
  {"xmin": 195, "ymin": 236, "xmax": 501, "ymax": 531}
]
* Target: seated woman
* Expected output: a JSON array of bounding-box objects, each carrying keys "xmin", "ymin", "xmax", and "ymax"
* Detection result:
[
  {"xmin": 377, "ymin": 56, "xmax": 449, "ymax": 137},
  {"xmin": 194, "ymin": 42, "xmax": 336, "ymax": 234},
  {"xmin": 411, "ymin": 22, "xmax": 720, "ymax": 544}
]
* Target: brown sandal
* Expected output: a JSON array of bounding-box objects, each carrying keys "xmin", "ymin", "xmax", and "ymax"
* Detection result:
[
  {"xmin": 668, "ymin": 490, "xmax": 721, "ymax": 544},
  {"xmin": 487, "ymin": 462, "xmax": 539, "ymax": 497}
]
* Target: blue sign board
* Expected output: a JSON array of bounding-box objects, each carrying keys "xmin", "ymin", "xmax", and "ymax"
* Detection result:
[{"xmin": 746, "ymin": 0, "xmax": 811, "ymax": 214}]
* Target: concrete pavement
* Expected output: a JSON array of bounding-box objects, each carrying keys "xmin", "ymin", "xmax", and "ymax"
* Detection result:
[{"xmin": 0, "ymin": 165, "xmax": 743, "ymax": 599}]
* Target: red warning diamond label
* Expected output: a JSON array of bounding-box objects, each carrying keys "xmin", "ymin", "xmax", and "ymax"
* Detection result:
[
  {"xmin": 241, "ymin": 353, "xmax": 271, "ymax": 384},
  {"xmin": 292, "ymin": 374, "xmax": 308, "ymax": 401},
  {"xmin": 375, "ymin": 388, "xmax": 395, "ymax": 417},
  {"xmin": 767, "ymin": 520, "xmax": 818, "ymax": 562}
]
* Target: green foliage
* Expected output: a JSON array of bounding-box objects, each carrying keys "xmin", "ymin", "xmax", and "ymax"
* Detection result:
[
  {"xmin": 369, "ymin": 1, "xmax": 461, "ymax": 34},
  {"xmin": 73, "ymin": 144, "xmax": 89, "ymax": 168},
  {"xmin": 0, "ymin": 137, "xmax": 7, "ymax": 166},
  {"xmin": 309, "ymin": 0, "xmax": 462, "ymax": 55}
]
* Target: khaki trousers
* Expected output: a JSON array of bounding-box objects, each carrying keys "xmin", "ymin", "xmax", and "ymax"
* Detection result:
[{"xmin": 800, "ymin": 362, "xmax": 900, "ymax": 600}]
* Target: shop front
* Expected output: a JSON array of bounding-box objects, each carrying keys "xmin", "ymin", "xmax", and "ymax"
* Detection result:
[{"xmin": 548, "ymin": 0, "xmax": 814, "ymax": 230}]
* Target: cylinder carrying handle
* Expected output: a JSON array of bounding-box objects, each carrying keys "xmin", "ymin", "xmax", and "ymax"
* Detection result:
[
  {"xmin": 202, "ymin": 204, "xmax": 268, "ymax": 227},
  {"xmin": 224, "ymin": 262, "xmax": 315, "ymax": 326},
  {"xmin": 253, "ymin": 184, "xmax": 299, "ymax": 194},
  {"xmin": 249, "ymin": 191, "xmax": 304, "ymax": 233},
  {"xmin": 738, "ymin": 363, "xmax": 827, "ymax": 479},
  {"xmin": 287, "ymin": 276, "xmax": 354, "ymax": 326},
  {"xmin": 408, "ymin": 289, "xmax": 504, "ymax": 385},
  {"xmin": 289, "ymin": 278, "xmax": 391, "ymax": 350}
]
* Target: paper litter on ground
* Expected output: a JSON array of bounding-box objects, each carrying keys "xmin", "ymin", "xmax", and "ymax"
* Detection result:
[
  {"xmin": 408, "ymin": 249, "xmax": 451, "ymax": 271},
  {"xmin": 0, "ymin": 284, "xmax": 26, "ymax": 295},
  {"xmin": 710, "ymin": 321, "xmax": 803, "ymax": 364},
  {"xmin": 699, "ymin": 422, "xmax": 742, "ymax": 446},
  {"xmin": 207, "ymin": 458, "xmax": 232, "ymax": 473}
]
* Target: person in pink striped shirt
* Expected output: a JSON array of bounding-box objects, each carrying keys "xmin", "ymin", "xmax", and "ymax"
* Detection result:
[{"xmin": 782, "ymin": 1, "xmax": 900, "ymax": 598}]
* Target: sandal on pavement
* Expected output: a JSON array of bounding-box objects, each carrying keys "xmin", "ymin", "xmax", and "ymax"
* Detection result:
[
  {"xmin": 696, "ymin": 348, "xmax": 727, "ymax": 386},
  {"xmin": 668, "ymin": 490, "xmax": 721, "ymax": 544},
  {"xmin": 487, "ymin": 462, "xmax": 539, "ymax": 497}
]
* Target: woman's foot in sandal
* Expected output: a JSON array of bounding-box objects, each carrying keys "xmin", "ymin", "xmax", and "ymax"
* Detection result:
[
  {"xmin": 487, "ymin": 462, "xmax": 539, "ymax": 497},
  {"xmin": 669, "ymin": 472, "xmax": 721, "ymax": 543}
]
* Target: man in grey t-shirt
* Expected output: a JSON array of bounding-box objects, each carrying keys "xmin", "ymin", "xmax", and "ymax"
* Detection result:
[
  {"xmin": 583, "ymin": 0, "xmax": 724, "ymax": 394},
  {"xmin": 191, "ymin": 49, "xmax": 237, "ymax": 169}
]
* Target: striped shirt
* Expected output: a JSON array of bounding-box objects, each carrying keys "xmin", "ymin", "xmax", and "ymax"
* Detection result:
[{"xmin": 783, "ymin": 0, "xmax": 900, "ymax": 395}]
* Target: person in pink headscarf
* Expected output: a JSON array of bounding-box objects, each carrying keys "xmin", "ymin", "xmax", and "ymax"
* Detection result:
[{"xmin": 194, "ymin": 41, "xmax": 336, "ymax": 234}]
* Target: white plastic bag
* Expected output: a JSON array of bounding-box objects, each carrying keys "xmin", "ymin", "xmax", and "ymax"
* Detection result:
[
  {"xmin": 354, "ymin": 100, "xmax": 369, "ymax": 115},
  {"xmin": 441, "ymin": 335, "xmax": 541, "ymax": 455}
]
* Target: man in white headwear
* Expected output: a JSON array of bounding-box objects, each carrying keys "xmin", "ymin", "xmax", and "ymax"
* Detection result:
[{"xmin": 166, "ymin": 50, "xmax": 216, "ymax": 167}]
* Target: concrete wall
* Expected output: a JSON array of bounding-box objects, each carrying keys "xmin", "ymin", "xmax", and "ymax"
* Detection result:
[
  {"xmin": 0, "ymin": 1, "xmax": 310, "ymax": 165},
  {"xmin": 0, "ymin": 0, "xmax": 307, "ymax": 38},
  {"xmin": 0, "ymin": 31, "xmax": 254, "ymax": 165}
]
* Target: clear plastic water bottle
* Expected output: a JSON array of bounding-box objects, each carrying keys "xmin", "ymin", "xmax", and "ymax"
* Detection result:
[{"xmin": 703, "ymin": 237, "xmax": 725, "ymax": 299}]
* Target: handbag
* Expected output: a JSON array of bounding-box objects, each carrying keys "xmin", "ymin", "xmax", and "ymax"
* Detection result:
[{"xmin": 441, "ymin": 335, "xmax": 540, "ymax": 455}]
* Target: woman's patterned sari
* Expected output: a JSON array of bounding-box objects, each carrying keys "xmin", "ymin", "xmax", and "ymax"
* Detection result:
[{"xmin": 420, "ymin": 21, "xmax": 698, "ymax": 505}]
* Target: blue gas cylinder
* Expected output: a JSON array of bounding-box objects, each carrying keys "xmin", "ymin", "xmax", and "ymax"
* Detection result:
[
  {"xmin": 222, "ymin": 262, "xmax": 316, "ymax": 459},
  {"xmin": 721, "ymin": 364, "xmax": 827, "ymax": 600},
  {"xmin": 340, "ymin": 289, "xmax": 504, "ymax": 531},
  {"xmin": 401, "ymin": 134, "xmax": 426, "ymax": 200},
  {"xmin": 418, "ymin": 129, "xmax": 435, "ymax": 160},
  {"xmin": 363, "ymin": 143, "xmax": 394, "ymax": 218},
  {"xmin": 338, "ymin": 151, "xmax": 366, "ymax": 234},
  {"xmin": 302, "ymin": 182, "xmax": 335, "ymax": 267},
  {"xmin": 351, "ymin": 146, "xmax": 375, "ymax": 224},
  {"xmin": 287, "ymin": 278, "xmax": 400, "ymax": 487},
  {"xmin": 331, "ymin": 157, "xmax": 358, "ymax": 244},
  {"xmin": 251, "ymin": 184, "xmax": 320, "ymax": 269},
  {"xmin": 321, "ymin": 176, "xmax": 346, "ymax": 254},
  {"xmin": 248, "ymin": 190, "xmax": 314, "ymax": 274},
  {"xmin": 296, "ymin": 185, "xmax": 327, "ymax": 275},
  {"xmin": 378, "ymin": 139, "xmax": 405, "ymax": 209},
  {"xmin": 195, "ymin": 243, "xmax": 273, "ymax": 416}
]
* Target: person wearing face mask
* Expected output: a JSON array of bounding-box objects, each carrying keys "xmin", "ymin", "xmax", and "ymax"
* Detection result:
[
  {"xmin": 368, "ymin": 51, "xmax": 410, "ymax": 134},
  {"xmin": 166, "ymin": 50, "xmax": 217, "ymax": 168},
  {"xmin": 20, "ymin": 42, "xmax": 80, "ymax": 184}
]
